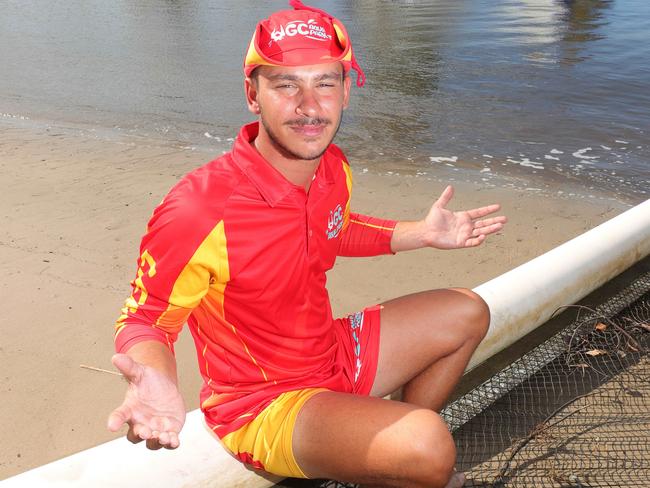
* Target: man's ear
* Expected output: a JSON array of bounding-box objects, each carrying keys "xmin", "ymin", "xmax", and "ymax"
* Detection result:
[
  {"xmin": 342, "ymin": 73, "xmax": 352, "ymax": 110},
  {"xmin": 244, "ymin": 77, "xmax": 261, "ymax": 115}
]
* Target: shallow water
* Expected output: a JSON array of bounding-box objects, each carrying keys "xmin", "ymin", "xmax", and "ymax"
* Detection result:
[{"xmin": 1, "ymin": 0, "xmax": 648, "ymax": 200}]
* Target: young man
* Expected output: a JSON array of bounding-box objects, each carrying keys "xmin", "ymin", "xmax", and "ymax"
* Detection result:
[{"xmin": 107, "ymin": 2, "xmax": 506, "ymax": 487}]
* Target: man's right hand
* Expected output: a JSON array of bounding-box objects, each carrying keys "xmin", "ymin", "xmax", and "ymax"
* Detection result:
[{"xmin": 107, "ymin": 353, "xmax": 186, "ymax": 450}]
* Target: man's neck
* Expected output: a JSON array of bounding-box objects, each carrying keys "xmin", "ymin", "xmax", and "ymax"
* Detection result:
[{"xmin": 253, "ymin": 130, "xmax": 320, "ymax": 192}]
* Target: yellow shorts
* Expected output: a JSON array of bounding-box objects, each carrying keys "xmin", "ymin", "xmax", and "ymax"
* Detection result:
[{"xmin": 220, "ymin": 388, "xmax": 328, "ymax": 478}]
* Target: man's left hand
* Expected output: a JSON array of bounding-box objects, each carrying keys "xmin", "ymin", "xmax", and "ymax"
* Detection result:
[
  {"xmin": 421, "ymin": 185, "xmax": 506, "ymax": 249},
  {"xmin": 390, "ymin": 185, "xmax": 507, "ymax": 252}
]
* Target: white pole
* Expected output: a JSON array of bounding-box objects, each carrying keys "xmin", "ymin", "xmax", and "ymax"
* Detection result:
[
  {"xmin": 4, "ymin": 200, "xmax": 649, "ymax": 487},
  {"xmin": 1, "ymin": 410, "xmax": 280, "ymax": 488},
  {"xmin": 469, "ymin": 199, "xmax": 650, "ymax": 370}
]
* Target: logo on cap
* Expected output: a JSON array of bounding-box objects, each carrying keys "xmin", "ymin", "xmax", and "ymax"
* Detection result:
[{"xmin": 270, "ymin": 19, "xmax": 332, "ymax": 43}]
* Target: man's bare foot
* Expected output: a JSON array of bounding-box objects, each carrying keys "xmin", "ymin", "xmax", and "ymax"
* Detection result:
[{"xmin": 444, "ymin": 472, "xmax": 465, "ymax": 488}]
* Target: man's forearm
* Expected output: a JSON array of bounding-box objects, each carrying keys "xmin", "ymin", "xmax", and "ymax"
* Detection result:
[
  {"xmin": 390, "ymin": 220, "xmax": 428, "ymax": 253},
  {"xmin": 123, "ymin": 340, "xmax": 179, "ymax": 386}
]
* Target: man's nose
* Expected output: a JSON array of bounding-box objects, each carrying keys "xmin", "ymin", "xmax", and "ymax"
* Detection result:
[{"xmin": 296, "ymin": 88, "xmax": 320, "ymax": 118}]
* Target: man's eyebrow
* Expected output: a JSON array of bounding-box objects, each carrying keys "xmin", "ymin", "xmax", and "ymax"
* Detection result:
[
  {"xmin": 265, "ymin": 72, "xmax": 342, "ymax": 82},
  {"xmin": 315, "ymin": 72, "xmax": 343, "ymax": 82},
  {"xmin": 266, "ymin": 74, "xmax": 301, "ymax": 81}
]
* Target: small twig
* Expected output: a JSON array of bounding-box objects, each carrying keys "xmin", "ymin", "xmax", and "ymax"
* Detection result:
[
  {"xmin": 609, "ymin": 320, "xmax": 644, "ymax": 352},
  {"xmin": 80, "ymin": 364, "xmax": 123, "ymax": 376},
  {"xmin": 623, "ymin": 316, "xmax": 650, "ymax": 333},
  {"xmin": 494, "ymin": 391, "xmax": 597, "ymax": 483},
  {"xmin": 557, "ymin": 304, "xmax": 644, "ymax": 357}
]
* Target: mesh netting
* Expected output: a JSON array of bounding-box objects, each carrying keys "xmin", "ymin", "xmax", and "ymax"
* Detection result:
[{"xmin": 441, "ymin": 271, "xmax": 650, "ymax": 487}]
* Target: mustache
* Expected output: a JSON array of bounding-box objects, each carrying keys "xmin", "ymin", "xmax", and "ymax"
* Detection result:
[{"xmin": 285, "ymin": 117, "xmax": 331, "ymax": 127}]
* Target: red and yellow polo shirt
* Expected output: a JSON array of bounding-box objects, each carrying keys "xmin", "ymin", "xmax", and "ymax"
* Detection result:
[{"xmin": 114, "ymin": 122, "xmax": 396, "ymax": 438}]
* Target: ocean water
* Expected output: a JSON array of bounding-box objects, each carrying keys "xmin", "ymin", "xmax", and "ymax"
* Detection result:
[{"xmin": 1, "ymin": 0, "xmax": 648, "ymax": 201}]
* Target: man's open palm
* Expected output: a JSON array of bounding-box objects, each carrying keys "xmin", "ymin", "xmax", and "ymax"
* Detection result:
[
  {"xmin": 107, "ymin": 354, "xmax": 186, "ymax": 450},
  {"xmin": 423, "ymin": 185, "xmax": 506, "ymax": 249}
]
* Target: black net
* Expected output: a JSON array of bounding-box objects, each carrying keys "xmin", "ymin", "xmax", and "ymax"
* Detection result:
[{"xmin": 441, "ymin": 272, "xmax": 650, "ymax": 487}]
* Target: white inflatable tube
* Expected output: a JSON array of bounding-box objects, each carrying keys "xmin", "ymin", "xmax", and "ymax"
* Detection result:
[
  {"xmin": 469, "ymin": 198, "xmax": 650, "ymax": 370},
  {"xmin": 1, "ymin": 410, "xmax": 280, "ymax": 488},
  {"xmin": 4, "ymin": 200, "xmax": 648, "ymax": 487}
]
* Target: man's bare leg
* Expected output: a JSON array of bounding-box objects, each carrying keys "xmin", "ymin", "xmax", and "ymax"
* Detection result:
[
  {"xmin": 372, "ymin": 288, "xmax": 489, "ymax": 410},
  {"xmin": 292, "ymin": 391, "xmax": 458, "ymax": 488},
  {"xmin": 292, "ymin": 288, "xmax": 489, "ymax": 487}
]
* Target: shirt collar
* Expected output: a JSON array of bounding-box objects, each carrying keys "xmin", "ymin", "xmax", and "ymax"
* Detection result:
[{"xmin": 231, "ymin": 122, "xmax": 336, "ymax": 207}]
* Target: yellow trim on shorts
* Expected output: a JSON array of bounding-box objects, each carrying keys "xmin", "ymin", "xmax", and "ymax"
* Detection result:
[{"xmin": 220, "ymin": 388, "xmax": 328, "ymax": 478}]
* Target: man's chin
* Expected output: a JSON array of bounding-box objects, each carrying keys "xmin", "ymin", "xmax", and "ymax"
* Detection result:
[
  {"xmin": 289, "ymin": 146, "xmax": 329, "ymax": 162},
  {"xmin": 278, "ymin": 135, "xmax": 332, "ymax": 161}
]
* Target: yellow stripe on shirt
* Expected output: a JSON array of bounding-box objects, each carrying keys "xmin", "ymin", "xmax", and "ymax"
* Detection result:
[{"xmin": 349, "ymin": 218, "xmax": 395, "ymax": 232}]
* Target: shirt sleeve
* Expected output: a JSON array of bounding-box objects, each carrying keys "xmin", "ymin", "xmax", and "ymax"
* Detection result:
[
  {"xmin": 337, "ymin": 212, "xmax": 397, "ymax": 257},
  {"xmin": 114, "ymin": 185, "xmax": 225, "ymax": 354},
  {"xmin": 335, "ymin": 150, "xmax": 397, "ymax": 257}
]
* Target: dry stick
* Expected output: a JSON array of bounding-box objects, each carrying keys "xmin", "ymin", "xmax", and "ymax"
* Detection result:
[
  {"xmin": 80, "ymin": 364, "xmax": 123, "ymax": 376},
  {"xmin": 552, "ymin": 304, "xmax": 643, "ymax": 377},
  {"xmin": 556, "ymin": 305, "xmax": 614, "ymax": 377},
  {"xmin": 623, "ymin": 316, "xmax": 650, "ymax": 333},
  {"xmin": 495, "ymin": 304, "xmax": 647, "ymax": 481},
  {"xmin": 494, "ymin": 391, "xmax": 598, "ymax": 483},
  {"xmin": 554, "ymin": 304, "xmax": 644, "ymax": 353}
]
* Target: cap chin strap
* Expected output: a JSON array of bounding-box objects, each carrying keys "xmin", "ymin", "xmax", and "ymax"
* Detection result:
[
  {"xmin": 350, "ymin": 57, "xmax": 366, "ymax": 87},
  {"xmin": 288, "ymin": 0, "xmax": 366, "ymax": 87}
]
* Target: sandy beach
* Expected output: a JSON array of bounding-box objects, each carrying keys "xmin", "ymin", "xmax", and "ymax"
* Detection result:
[{"xmin": 0, "ymin": 120, "xmax": 636, "ymax": 480}]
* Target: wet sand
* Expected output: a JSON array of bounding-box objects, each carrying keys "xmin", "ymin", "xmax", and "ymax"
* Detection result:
[{"xmin": 0, "ymin": 121, "xmax": 633, "ymax": 479}]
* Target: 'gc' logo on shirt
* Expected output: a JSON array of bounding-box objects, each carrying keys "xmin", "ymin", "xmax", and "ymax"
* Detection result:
[{"xmin": 327, "ymin": 204, "xmax": 344, "ymax": 240}]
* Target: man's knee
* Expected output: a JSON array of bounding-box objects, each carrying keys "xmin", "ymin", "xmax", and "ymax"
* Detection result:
[
  {"xmin": 451, "ymin": 288, "xmax": 490, "ymax": 341},
  {"xmin": 397, "ymin": 410, "xmax": 457, "ymax": 488}
]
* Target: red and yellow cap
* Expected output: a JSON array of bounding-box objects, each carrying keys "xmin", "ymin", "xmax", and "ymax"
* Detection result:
[{"xmin": 243, "ymin": 0, "xmax": 366, "ymax": 87}]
